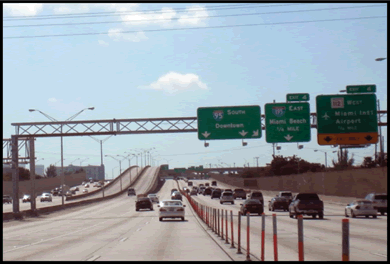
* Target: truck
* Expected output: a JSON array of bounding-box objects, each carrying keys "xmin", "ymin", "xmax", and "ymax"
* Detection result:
[{"xmin": 289, "ymin": 193, "xmax": 324, "ymax": 219}]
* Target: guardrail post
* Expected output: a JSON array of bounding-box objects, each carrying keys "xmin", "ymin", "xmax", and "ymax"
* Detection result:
[
  {"xmin": 237, "ymin": 211, "xmax": 242, "ymax": 254},
  {"xmin": 298, "ymin": 214, "xmax": 304, "ymax": 261},
  {"xmin": 225, "ymin": 209, "xmax": 229, "ymax": 244},
  {"xmin": 273, "ymin": 213, "xmax": 278, "ymax": 261},
  {"xmin": 221, "ymin": 208, "xmax": 224, "ymax": 240},
  {"xmin": 230, "ymin": 210, "xmax": 235, "ymax": 248},
  {"xmin": 342, "ymin": 219, "xmax": 349, "ymax": 261},
  {"xmin": 218, "ymin": 209, "xmax": 220, "ymax": 237},
  {"xmin": 261, "ymin": 212, "xmax": 265, "ymax": 261},
  {"xmin": 246, "ymin": 212, "xmax": 251, "ymax": 261}
]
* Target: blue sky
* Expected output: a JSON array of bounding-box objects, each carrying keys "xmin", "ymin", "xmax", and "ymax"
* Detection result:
[{"xmin": 3, "ymin": 3, "xmax": 387, "ymax": 178}]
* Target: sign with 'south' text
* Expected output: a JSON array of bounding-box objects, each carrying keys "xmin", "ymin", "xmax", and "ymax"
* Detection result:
[{"xmin": 197, "ymin": 105, "xmax": 261, "ymax": 140}]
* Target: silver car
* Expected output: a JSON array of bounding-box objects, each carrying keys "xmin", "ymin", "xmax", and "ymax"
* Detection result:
[
  {"xmin": 147, "ymin": 194, "xmax": 159, "ymax": 203},
  {"xmin": 40, "ymin": 193, "xmax": 52, "ymax": 202},
  {"xmin": 220, "ymin": 191, "xmax": 234, "ymax": 205},
  {"xmin": 345, "ymin": 200, "xmax": 377, "ymax": 218},
  {"xmin": 158, "ymin": 200, "xmax": 186, "ymax": 221}
]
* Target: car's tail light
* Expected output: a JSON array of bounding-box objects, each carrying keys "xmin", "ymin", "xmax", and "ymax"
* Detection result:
[
  {"xmin": 177, "ymin": 208, "xmax": 184, "ymax": 211},
  {"xmin": 160, "ymin": 208, "xmax": 167, "ymax": 212},
  {"xmin": 356, "ymin": 206, "xmax": 360, "ymax": 209}
]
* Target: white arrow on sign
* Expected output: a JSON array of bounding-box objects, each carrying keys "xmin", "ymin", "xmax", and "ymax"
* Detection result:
[
  {"xmin": 252, "ymin": 130, "xmax": 259, "ymax": 137},
  {"xmin": 202, "ymin": 131, "xmax": 210, "ymax": 138},
  {"xmin": 239, "ymin": 130, "xmax": 248, "ymax": 137},
  {"xmin": 284, "ymin": 134, "xmax": 293, "ymax": 141}
]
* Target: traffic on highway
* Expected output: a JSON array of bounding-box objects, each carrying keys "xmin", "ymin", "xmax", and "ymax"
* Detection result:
[{"xmin": 3, "ymin": 168, "xmax": 387, "ymax": 261}]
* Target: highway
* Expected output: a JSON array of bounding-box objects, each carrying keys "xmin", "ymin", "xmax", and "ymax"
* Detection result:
[
  {"xmin": 178, "ymin": 179, "xmax": 387, "ymax": 261},
  {"xmin": 3, "ymin": 172, "xmax": 387, "ymax": 261}
]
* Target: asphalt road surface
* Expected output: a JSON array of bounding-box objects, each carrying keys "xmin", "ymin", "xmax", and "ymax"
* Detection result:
[{"xmin": 178, "ymin": 179, "xmax": 387, "ymax": 261}]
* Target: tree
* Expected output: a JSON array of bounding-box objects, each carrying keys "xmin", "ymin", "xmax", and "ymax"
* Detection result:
[
  {"xmin": 332, "ymin": 149, "xmax": 354, "ymax": 170},
  {"xmin": 45, "ymin": 164, "xmax": 57, "ymax": 178},
  {"xmin": 3, "ymin": 166, "xmax": 30, "ymax": 181},
  {"xmin": 361, "ymin": 156, "xmax": 377, "ymax": 168}
]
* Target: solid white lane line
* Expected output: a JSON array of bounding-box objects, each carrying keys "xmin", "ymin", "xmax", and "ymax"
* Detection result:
[
  {"xmin": 86, "ymin": 255, "xmax": 100, "ymax": 261},
  {"xmin": 119, "ymin": 237, "xmax": 128, "ymax": 242}
]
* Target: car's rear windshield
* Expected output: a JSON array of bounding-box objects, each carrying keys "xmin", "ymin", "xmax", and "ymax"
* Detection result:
[
  {"xmin": 374, "ymin": 195, "xmax": 387, "ymax": 200},
  {"xmin": 357, "ymin": 201, "xmax": 372, "ymax": 204},
  {"xmin": 235, "ymin": 189, "xmax": 244, "ymax": 192},
  {"xmin": 296, "ymin": 193, "xmax": 319, "ymax": 200},
  {"xmin": 163, "ymin": 201, "xmax": 182, "ymax": 206},
  {"xmin": 223, "ymin": 193, "xmax": 233, "ymax": 196},
  {"xmin": 280, "ymin": 193, "xmax": 292, "ymax": 197},
  {"xmin": 246, "ymin": 200, "xmax": 261, "ymax": 204},
  {"xmin": 251, "ymin": 193, "xmax": 263, "ymax": 197},
  {"xmin": 138, "ymin": 198, "xmax": 150, "ymax": 201}
]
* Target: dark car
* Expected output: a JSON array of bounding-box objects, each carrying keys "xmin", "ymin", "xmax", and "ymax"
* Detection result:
[
  {"xmin": 51, "ymin": 189, "xmax": 59, "ymax": 196},
  {"xmin": 240, "ymin": 199, "xmax": 263, "ymax": 215},
  {"xmin": 211, "ymin": 189, "xmax": 222, "ymax": 199},
  {"xmin": 188, "ymin": 181, "xmax": 193, "ymax": 187},
  {"xmin": 211, "ymin": 181, "xmax": 217, "ymax": 186},
  {"xmin": 268, "ymin": 196, "xmax": 289, "ymax": 211},
  {"xmin": 171, "ymin": 191, "xmax": 183, "ymax": 201},
  {"xmin": 203, "ymin": 187, "xmax": 213, "ymax": 196},
  {"xmin": 128, "ymin": 188, "xmax": 136, "ymax": 196},
  {"xmin": 3, "ymin": 195, "xmax": 12, "ymax": 204},
  {"xmin": 198, "ymin": 186, "xmax": 206, "ymax": 195},
  {"xmin": 365, "ymin": 193, "xmax": 387, "ymax": 215},
  {"xmin": 136, "ymin": 197, "xmax": 153, "ymax": 211},
  {"xmin": 233, "ymin": 189, "xmax": 247, "ymax": 199},
  {"xmin": 205, "ymin": 183, "xmax": 210, "ymax": 187}
]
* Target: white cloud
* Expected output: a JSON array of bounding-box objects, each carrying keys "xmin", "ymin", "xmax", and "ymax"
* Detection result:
[
  {"xmin": 48, "ymin": 98, "xmax": 57, "ymax": 103},
  {"xmin": 3, "ymin": 3, "xmax": 43, "ymax": 16},
  {"xmin": 148, "ymin": 72, "xmax": 208, "ymax": 93},
  {"xmin": 108, "ymin": 28, "xmax": 148, "ymax": 42},
  {"xmin": 98, "ymin": 40, "xmax": 109, "ymax": 47},
  {"xmin": 51, "ymin": 4, "xmax": 90, "ymax": 14},
  {"xmin": 178, "ymin": 5, "xmax": 209, "ymax": 25}
]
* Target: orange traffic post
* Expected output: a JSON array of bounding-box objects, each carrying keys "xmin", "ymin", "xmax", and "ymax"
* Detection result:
[
  {"xmin": 218, "ymin": 209, "xmax": 220, "ymax": 237},
  {"xmin": 221, "ymin": 208, "xmax": 224, "ymax": 240},
  {"xmin": 225, "ymin": 210, "xmax": 229, "ymax": 244},
  {"xmin": 261, "ymin": 212, "xmax": 265, "ymax": 261},
  {"xmin": 237, "ymin": 211, "xmax": 242, "ymax": 254},
  {"xmin": 230, "ymin": 210, "xmax": 235, "ymax": 248},
  {"xmin": 342, "ymin": 219, "xmax": 349, "ymax": 261},
  {"xmin": 298, "ymin": 214, "xmax": 304, "ymax": 261},
  {"xmin": 273, "ymin": 213, "xmax": 278, "ymax": 261},
  {"xmin": 246, "ymin": 212, "xmax": 251, "ymax": 261}
]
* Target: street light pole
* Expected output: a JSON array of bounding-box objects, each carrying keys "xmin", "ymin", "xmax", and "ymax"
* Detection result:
[{"xmin": 105, "ymin": 155, "xmax": 122, "ymax": 191}]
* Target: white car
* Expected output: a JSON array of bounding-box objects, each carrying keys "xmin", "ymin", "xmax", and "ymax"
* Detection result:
[
  {"xmin": 345, "ymin": 200, "xmax": 377, "ymax": 218},
  {"xmin": 83, "ymin": 189, "xmax": 89, "ymax": 193},
  {"xmin": 40, "ymin": 193, "xmax": 52, "ymax": 202},
  {"xmin": 147, "ymin": 194, "xmax": 159, "ymax": 203},
  {"xmin": 84, "ymin": 184, "xmax": 89, "ymax": 188},
  {"xmin": 158, "ymin": 200, "xmax": 186, "ymax": 221},
  {"xmin": 220, "ymin": 191, "xmax": 234, "ymax": 205}
]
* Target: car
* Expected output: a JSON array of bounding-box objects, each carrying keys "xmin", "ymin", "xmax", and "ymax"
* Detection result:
[
  {"xmin": 93, "ymin": 183, "xmax": 98, "ymax": 187},
  {"xmin": 211, "ymin": 181, "xmax": 217, "ymax": 186},
  {"xmin": 83, "ymin": 189, "xmax": 89, "ymax": 193},
  {"xmin": 233, "ymin": 189, "xmax": 247, "ymax": 199},
  {"xmin": 136, "ymin": 197, "xmax": 153, "ymax": 211},
  {"xmin": 82, "ymin": 181, "xmax": 86, "ymax": 185},
  {"xmin": 65, "ymin": 191, "xmax": 73, "ymax": 197},
  {"xmin": 203, "ymin": 187, "xmax": 213, "ymax": 196},
  {"xmin": 40, "ymin": 193, "xmax": 53, "ymax": 202},
  {"xmin": 240, "ymin": 199, "xmax": 263, "ymax": 215},
  {"xmin": 75, "ymin": 187, "xmax": 79, "ymax": 191},
  {"xmin": 289, "ymin": 193, "xmax": 324, "ymax": 219},
  {"xmin": 279, "ymin": 191, "xmax": 293, "ymax": 204},
  {"xmin": 211, "ymin": 189, "xmax": 222, "ymax": 199},
  {"xmin": 3, "ymin": 195, "xmax": 12, "ymax": 204},
  {"xmin": 220, "ymin": 191, "xmax": 234, "ymax": 205},
  {"xmin": 248, "ymin": 191, "xmax": 264, "ymax": 207},
  {"xmin": 51, "ymin": 189, "xmax": 59, "ymax": 196},
  {"xmin": 199, "ymin": 184, "xmax": 204, "ymax": 187},
  {"xmin": 364, "ymin": 193, "xmax": 387, "ymax": 215},
  {"xmin": 158, "ymin": 200, "xmax": 186, "ymax": 221},
  {"xmin": 70, "ymin": 188, "xmax": 77, "ymax": 195},
  {"xmin": 171, "ymin": 191, "xmax": 183, "ymax": 201},
  {"xmin": 345, "ymin": 200, "xmax": 377, "ymax": 218},
  {"xmin": 190, "ymin": 189, "xmax": 198, "ymax": 196},
  {"xmin": 198, "ymin": 186, "xmax": 206, "ymax": 195},
  {"xmin": 268, "ymin": 196, "xmax": 289, "ymax": 211},
  {"xmin": 205, "ymin": 183, "xmax": 210, "ymax": 187},
  {"xmin": 128, "ymin": 188, "xmax": 136, "ymax": 196},
  {"xmin": 171, "ymin": 188, "xmax": 178, "ymax": 195},
  {"xmin": 148, "ymin": 193, "xmax": 159, "ymax": 203},
  {"xmin": 22, "ymin": 194, "xmax": 31, "ymax": 203},
  {"xmin": 84, "ymin": 184, "xmax": 89, "ymax": 188},
  {"xmin": 224, "ymin": 189, "xmax": 233, "ymax": 193},
  {"xmin": 188, "ymin": 181, "xmax": 193, "ymax": 187}
]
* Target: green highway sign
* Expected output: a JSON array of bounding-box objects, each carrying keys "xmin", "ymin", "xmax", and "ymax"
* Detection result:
[
  {"xmin": 346, "ymin": 84, "xmax": 376, "ymax": 94},
  {"xmin": 197, "ymin": 105, "xmax": 261, "ymax": 140},
  {"xmin": 286, "ymin": 93, "xmax": 310, "ymax": 102},
  {"xmin": 174, "ymin": 168, "xmax": 186, "ymax": 173},
  {"xmin": 265, "ymin": 102, "xmax": 311, "ymax": 143},
  {"xmin": 316, "ymin": 94, "xmax": 378, "ymax": 145}
]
